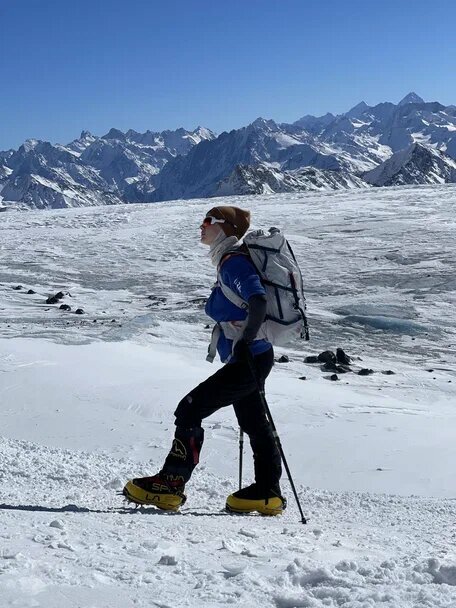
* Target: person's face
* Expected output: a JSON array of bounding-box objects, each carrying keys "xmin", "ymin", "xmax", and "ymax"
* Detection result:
[{"xmin": 200, "ymin": 216, "xmax": 224, "ymax": 246}]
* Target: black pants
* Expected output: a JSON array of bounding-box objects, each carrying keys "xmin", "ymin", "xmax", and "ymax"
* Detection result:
[{"xmin": 161, "ymin": 347, "xmax": 282, "ymax": 491}]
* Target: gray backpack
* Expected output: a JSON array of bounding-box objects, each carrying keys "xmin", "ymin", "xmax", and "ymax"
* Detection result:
[{"xmin": 218, "ymin": 227, "xmax": 309, "ymax": 346}]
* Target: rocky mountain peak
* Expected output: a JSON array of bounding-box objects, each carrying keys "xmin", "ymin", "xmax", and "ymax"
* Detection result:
[
  {"xmin": 102, "ymin": 128, "xmax": 126, "ymax": 141},
  {"xmin": 345, "ymin": 101, "xmax": 369, "ymax": 118},
  {"xmin": 20, "ymin": 139, "xmax": 41, "ymax": 153},
  {"xmin": 250, "ymin": 117, "xmax": 278, "ymax": 131},
  {"xmin": 398, "ymin": 92, "xmax": 425, "ymax": 106}
]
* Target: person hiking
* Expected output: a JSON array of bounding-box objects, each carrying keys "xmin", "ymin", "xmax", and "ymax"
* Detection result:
[{"xmin": 123, "ymin": 205, "xmax": 285, "ymax": 516}]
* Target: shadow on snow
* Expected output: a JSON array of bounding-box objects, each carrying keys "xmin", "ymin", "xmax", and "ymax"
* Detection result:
[{"xmin": 0, "ymin": 502, "xmax": 238, "ymax": 517}]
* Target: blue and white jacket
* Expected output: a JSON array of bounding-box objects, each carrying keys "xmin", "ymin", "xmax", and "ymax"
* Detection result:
[{"xmin": 205, "ymin": 254, "xmax": 272, "ymax": 363}]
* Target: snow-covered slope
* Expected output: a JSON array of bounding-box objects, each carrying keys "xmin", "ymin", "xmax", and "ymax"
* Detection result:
[
  {"xmin": 151, "ymin": 118, "xmax": 344, "ymax": 201},
  {"xmin": 0, "ymin": 163, "xmax": 13, "ymax": 185},
  {"xmin": 1, "ymin": 340, "xmax": 456, "ymax": 608},
  {"xmin": 1, "ymin": 140, "xmax": 123, "ymax": 209},
  {"xmin": 364, "ymin": 143, "xmax": 456, "ymax": 186},
  {"xmin": 0, "ymin": 149, "xmax": 14, "ymax": 189},
  {"xmin": 0, "ymin": 173, "xmax": 123, "ymax": 209},
  {"xmin": 215, "ymin": 163, "xmax": 368, "ymax": 196},
  {"xmin": 1, "ymin": 185, "xmax": 456, "ymax": 606}
]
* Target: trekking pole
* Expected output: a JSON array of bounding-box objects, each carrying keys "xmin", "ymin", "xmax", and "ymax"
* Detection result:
[
  {"xmin": 238, "ymin": 429, "xmax": 244, "ymax": 491},
  {"xmin": 246, "ymin": 353, "xmax": 307, "ymax": 525}
]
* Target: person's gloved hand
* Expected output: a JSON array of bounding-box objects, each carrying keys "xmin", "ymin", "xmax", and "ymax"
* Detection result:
[{"xmin": 233, "ymin": 338, "xmax": 252, "ymax": 362}]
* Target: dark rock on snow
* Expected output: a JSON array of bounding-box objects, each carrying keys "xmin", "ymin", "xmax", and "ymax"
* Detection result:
[
  {"xmin": 322, "ymin": 362, "xmax": 338, "ymax": 373},
  {"xmin": 276, "ymin": 355, "xmax": 290, "ymax": 363},
  {"xmin": 27, "ymin": 289, "xmax": 36, "ymax": 294},
  {"xmin": 13, "ymin": 285, "xmax": 23, "ymax": 290},
  {"xmin": 147, "ymin": 295, "xmax": 167, "ymax": 305},
  {"xmin": 358, "ymin": 368, "xmax": 374, "ymax": 376},
  {"xmin": 318, "ymin": 350, "xmax": 336, "ymax": 364},
  {"xmin": 59, "ymin": 304, "xmax": 71, "ymax": 311},
  {"xmin": 330, "ymin": 374, "xmax": 339, "ymax": 381},
  {"xmin": 75, "ymin": 308, "xmax": 84, "ymax": 315},
  {"xmin": 304, "ymin": 355, "xmax": 319, "ymax": 363},
  {"xmin": 336, "ymin": 347, "xmax": 351, "ymax": 365},
  {"xmin": 46, "ymin": 292, "xmax": 65, "ymax": 304}
]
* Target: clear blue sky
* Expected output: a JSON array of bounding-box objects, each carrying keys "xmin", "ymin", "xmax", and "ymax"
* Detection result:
[{"xmin": 1, "ymin": 0, "xmax": 455, "ymax": 150}]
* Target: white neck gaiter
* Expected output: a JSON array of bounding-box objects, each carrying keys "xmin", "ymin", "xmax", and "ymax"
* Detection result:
[{"xmin": 209, "ymin": 232, "xmax": 240, "ymax": 267}]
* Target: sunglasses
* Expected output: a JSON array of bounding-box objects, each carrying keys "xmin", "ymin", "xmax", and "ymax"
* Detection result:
[
  {"xmin": 202, "ymin": 216, "xmax": 226, "ymax": 227},
  {"xmin": 202, "ymin": 215, "xmax": 237, "ymax": 228}
]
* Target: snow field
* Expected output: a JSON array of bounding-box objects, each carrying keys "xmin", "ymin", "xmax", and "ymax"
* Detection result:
[{"xmin": 1, "ymin": 185, "xmax": 456, "ymax": 606}]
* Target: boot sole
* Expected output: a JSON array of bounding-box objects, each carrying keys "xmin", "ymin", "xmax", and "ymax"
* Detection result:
[
  {"xmin": 225, "ymin": 495, "xmax": 285, "ymax": 516},
  {"xmin": 123, "ymin": 481, "xmax": 186, "ymax": 511}
]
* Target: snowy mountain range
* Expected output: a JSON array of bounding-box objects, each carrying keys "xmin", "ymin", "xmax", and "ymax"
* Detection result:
[
  {"xmin": 1, "ymin": 92, "xmax": 456, "ymax": 209},
  {"xmin": 0, "ymin": 127, "xmax": 215, "ymax": 209}
]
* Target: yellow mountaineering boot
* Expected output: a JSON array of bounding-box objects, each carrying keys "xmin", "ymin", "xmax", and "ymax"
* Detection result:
[
  {"xmin": 123, "ymin": 474, "xmax": 186, "ymax": 511},
  {"xmin": 226, "ymin": 483, "xmax": 286, "ymax": 516}
]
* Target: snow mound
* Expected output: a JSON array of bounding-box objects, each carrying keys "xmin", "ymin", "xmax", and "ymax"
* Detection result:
[{"xmin": 275, "ymin": 556, "xmax": 456, "ymax": 607}]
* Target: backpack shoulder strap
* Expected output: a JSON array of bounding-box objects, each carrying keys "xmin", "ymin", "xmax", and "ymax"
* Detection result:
[
  {"xmin": 217, "ymin": 249, "xmax": 249, "ymax": 271},
  {"xmin": 218, "ymin": 278, "xmax": 249, "ymax": 310},
  {"xmin": 217, "ymin": 251, "xmax": 249, "ymax": 310}
]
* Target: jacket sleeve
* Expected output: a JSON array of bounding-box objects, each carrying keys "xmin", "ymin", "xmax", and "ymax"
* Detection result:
[
  {"xmin": 220, "ymin": 255, "xmax": 267, "ymax": 342},
  {"xmin": 243, "ymin": 294, "xmax": 267, "ymax": 343}
]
